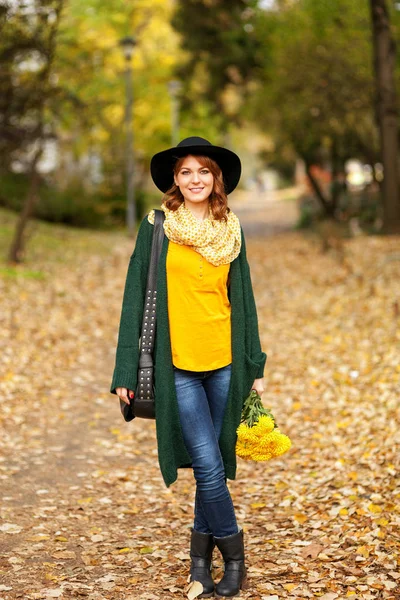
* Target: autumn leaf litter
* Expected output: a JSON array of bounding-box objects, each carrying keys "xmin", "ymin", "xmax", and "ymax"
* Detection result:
[{"xmin": 0, "ymin": 218, "xmax": 399, "ymax": 599}]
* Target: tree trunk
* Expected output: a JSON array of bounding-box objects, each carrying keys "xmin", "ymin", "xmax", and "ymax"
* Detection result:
[
  {"xmin": 8, "ymin": 146, "xmax": 43, "ymax": 263},
  {"xmin": 329, "ymin": 139, "xmax": 343, "ymax": 211},
  {"xmin": 370, "ymin": 0, "xmax": 400, "ymax": 234},
  {"xmin": 305, "ymin": 162, "xmax": 336, "ymax": 218},
  {"xmin": 7, "ymin": 0, "xmax": 65, "ymax": 262}
]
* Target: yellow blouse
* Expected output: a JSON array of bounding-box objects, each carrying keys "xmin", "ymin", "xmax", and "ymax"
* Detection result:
[{"xmin": 166, "ymin": 241, "xmax": 232, "ymax": 371}]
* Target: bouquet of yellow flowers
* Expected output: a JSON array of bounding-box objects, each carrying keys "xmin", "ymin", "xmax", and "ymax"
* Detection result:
[{"xmin": 236, "ymin": 390, "xmax": 292, "ymax": 461}]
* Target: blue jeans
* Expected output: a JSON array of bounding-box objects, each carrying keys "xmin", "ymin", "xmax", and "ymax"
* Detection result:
[{"xmin": 173, "ymin": 363, "xmax": 239, "ymax": 537}]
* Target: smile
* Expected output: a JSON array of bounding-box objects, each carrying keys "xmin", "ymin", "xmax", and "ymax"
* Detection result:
[{"xmin": 189, "ymin": 188, "xmax": 204, "ymax": 192}]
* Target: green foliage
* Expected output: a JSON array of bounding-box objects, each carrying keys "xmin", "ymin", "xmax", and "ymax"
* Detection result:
[
  {"xmin": 51, "ymin": 0, "xmax": 189, "ymax": 171},
  {"xmin": 0, "ymin": 172, "xmax": 156, "ymax": 229},
  {"xmin": 0, "ymin": 0, "xmax": 187, "ymax": 230},
  {"xmin": 0, "ymin": 173, "xmax": 29, "ymax": 211},
  {"xmin": 172, "ymin": 0, "xmax": 260, "ymax": 127},
  {"xmin": 251, "ymin": 0, "xmax": 378, "ymax": 167},
  {"xmin": 0, "ymin": 0, "xmax": 63, "ymax": 168},
  {"xmin": 241, "ymin": 390, "xmax": 277, "ymax": 428},
  {"xmin": 0, "ymin": 266, "xmax": 45, "ymax": 279}
]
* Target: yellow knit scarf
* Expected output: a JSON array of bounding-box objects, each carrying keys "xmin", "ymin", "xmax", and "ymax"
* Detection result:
[{"xmin": 147, "ymin": 201, "xmax": 241, "ymax": 266}]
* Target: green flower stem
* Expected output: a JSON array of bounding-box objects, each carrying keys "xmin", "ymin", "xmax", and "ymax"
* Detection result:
[{"xmin": 241, "ymin": 390, "xmax": 278, "ymax": 429}]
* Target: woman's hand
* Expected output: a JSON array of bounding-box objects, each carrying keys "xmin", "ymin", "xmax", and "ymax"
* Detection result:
[
  {"xmin": 116, "ymin": 387, "xmax": 134, "ymax": 405},
  {"xmin": 251, "ymin": 378, "xmax": 264, "ymax": 397}
]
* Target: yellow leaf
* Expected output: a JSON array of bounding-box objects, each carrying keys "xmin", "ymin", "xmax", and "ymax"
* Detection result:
[
  {"xmin": 357, "ymin": 545, "xmax": 370, "ymax": 558},
  {"xmin": 339, "ymin": 508, "xmax": 348, "ymax": 516},
  {"xmin": 139, "ymin": 547, "xmax": 154, "ymax": 554},
  {"xmin": 54, "ymin": 536, "xmax": 68, "ymax": 542},
  {"xmin": 251, "ymin": 502, "xmax": 266, "ymax": 509},
  {"xmin": 368, "ymin": 503, "xmax": 382, "ymax": 514},
  {"xmin": 275, "ymin": 481, "xmax": 288, "ymax": 489},
  {"xmin": 283, "ymin": 583, "xmax": 298, "ymax": 591},
  {"xmin": 294, "ymin": 513, "xmax": 308, "ymax": 524},
  {"xmin": 118, "ymin": 547, "xmax": 133, "ymax": 554},
  {"xmin": 77, "ymin": 497, "xmax": 93, "ymax": 504},
  {"xmin": 376, "ymin": 528, "xmax": 385, "ymax": 539},
  {"xmin": 377, "ymin": 518, "xmax": 389, "ymax": 526}
]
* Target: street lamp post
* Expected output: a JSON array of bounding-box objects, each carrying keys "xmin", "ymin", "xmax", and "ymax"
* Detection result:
[
  {"xmin": 168, "ymin": 80, "xmax": 182, "ymax": 146},
  {"xmin": 119, "ymin": 35, "xmax": 137, "ymax": 237}
]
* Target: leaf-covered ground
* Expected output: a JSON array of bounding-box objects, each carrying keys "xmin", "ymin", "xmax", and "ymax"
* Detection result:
[{"xmin": 0, "ymin": 197, "xmax": 399, "ymax": 600}]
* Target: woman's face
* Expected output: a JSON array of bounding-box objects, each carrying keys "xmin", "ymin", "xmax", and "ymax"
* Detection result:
[{"xmin": 174, "ymin": 155, "xmax": 214, "ymax": 206}]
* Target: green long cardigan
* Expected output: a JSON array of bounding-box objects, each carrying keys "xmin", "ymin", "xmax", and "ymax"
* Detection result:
[{"xmin": 110, "ymin": 214, "xmax": 267, "ymax": 487}]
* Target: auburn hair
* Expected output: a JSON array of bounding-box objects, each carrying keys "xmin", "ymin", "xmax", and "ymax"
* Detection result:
[{"xmin": 162, "ymin": 155, "xmax": 230, "ymax": 221}]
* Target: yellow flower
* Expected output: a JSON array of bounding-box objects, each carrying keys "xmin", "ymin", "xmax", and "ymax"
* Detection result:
[
  {"xmin": 236, "ymin": 441, "xmax": 254, "ymax": 460},
  {"xmin": 258, "ymin": 429, "xmax": 292, "ymax": 457},
  {"xmin": 236, "ymin": 422, "xmax": 256, "ymax": 443},
  {"xmin": 253, "ymin": 415, "xmax": 275, "ymax": 435},
  {"xmin": 250, "ymin": 451, "xmax": 273, "ymax": 461},
  {"xmin": 236, "ymin": 390, "xmax": 292, "ymax": 462},
  {"xmin": 236, "ymin": 420, "xmax": 291, "ymax": 462}
]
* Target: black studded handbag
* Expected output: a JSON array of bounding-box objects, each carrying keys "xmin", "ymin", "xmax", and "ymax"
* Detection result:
[{"xmin": 120, "ymin": 209, "xmax": 165, "ymax": 422}]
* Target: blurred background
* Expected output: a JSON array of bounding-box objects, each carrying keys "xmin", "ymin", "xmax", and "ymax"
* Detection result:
[
  {"xmin": 2, "ymin": 0, "xmax": 400, "ymax": 262},
  {"xmin": 1, "ymin": 4, "xmax": 399, "ymax": 598}
]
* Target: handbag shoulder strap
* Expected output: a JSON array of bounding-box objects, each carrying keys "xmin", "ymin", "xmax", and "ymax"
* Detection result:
[{"xmin": 138, "ymin": 209, "xmax": 165, "ymax": 368}]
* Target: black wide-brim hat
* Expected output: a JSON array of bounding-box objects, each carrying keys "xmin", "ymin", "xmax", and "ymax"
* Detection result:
[{"xmin": 150, "ymin": 136, "xmax": 241, "ymax": 195}]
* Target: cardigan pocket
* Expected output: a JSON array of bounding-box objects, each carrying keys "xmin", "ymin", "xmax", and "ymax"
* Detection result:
[{"xmin": 243, "ymin": 353, "xmax": 261, "ymax": 399}]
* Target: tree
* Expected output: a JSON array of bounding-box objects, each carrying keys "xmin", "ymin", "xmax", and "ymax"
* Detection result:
[
  {"xmin": 370, "ymin": 0, "xmax": 400, "ymax": 234},
  {"xmin": 6, "ymin": 0, "xmax": 65, "ymax": 263},
  {"xmin": 172, "ymin": 0, "xmax": 261, "ymax": 130},
  {"xmin": 247, "ymin": 0, "xmax": 380, "ymax": 218},
  {"xmin": 1, "ymin": 0, "xmax": 187, "ymax": 259}
]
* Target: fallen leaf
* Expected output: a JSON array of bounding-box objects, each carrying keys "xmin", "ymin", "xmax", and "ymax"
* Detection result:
[
  {"xmin": 139, "ymin": 547, "xmax": 154, "ymax": 555},
  {"xmin": 0, "ymin": 523, "xmax": 22, "ymax": 534},
  {"xmin": 51, "ymin": 551, "xmax": 76, "ymax": 560},
  {"xmin": 175, "ymin": 551, "xmax": 191, "ymax": 560},
  {"xmin": 187, "ymin": 580, "xmax": 204, "ymax": 599},
  {"xmin": 43, "ymin": 588, "xmax": 63, "ymax": 598},
  {"xmin": 300, "ymin": 543, "xmax": 325, "ymax": 559}
]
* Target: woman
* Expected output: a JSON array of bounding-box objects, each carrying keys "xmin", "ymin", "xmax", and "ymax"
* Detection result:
[{"xmin": 110, "ymin": 137, "xmax": 267, "ymax": 599}]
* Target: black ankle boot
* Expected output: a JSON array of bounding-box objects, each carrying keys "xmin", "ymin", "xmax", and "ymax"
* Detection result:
[
  {"xmin": 189, "ymin": 528, "xmax": 215, "ymax": 598},
  {"xmin": 214, "ymin": 529, "xmax": 247, "ymax": 598}
]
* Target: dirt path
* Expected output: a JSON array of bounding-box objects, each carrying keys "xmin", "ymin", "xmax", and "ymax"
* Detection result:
[
  {"xmin": 0, "ymin": 195, "xmax": 399, "ymax": 600},
  {"xmin": 229, "ymin": 187, "xmax": 300, "ymax": 238}
]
